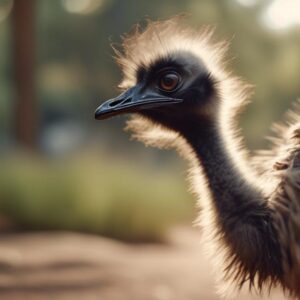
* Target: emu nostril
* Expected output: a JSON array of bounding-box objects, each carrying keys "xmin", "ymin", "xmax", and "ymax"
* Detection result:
[{"xmin": 109, "ymin": 99, "xmax": 123, "ymax": 107}]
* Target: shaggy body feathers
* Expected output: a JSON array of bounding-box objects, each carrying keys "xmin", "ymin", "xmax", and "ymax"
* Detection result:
[{"xmin": 110, "ymin": 18, "xmax": 300, "ymax": 298}]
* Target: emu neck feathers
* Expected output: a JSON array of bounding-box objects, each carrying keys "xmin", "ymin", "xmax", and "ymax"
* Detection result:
[
  {"xmin": 180, "ymin": 118, "xmax": 265, "ymax": 215},
  {"xmin": 179, "ymin": 116, "xmax": 283, "ymax": 288}
]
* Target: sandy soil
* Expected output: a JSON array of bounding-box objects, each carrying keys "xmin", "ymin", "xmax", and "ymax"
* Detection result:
[{"xmin": 0, "ymin": 227, "xmax": 290, "ymax": 300}]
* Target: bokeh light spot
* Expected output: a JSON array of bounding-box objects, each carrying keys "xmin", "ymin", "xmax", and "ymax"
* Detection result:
[
  {"xmin": 62, "ymin": 0, "xmax": 104, "ymax": 15},
  {"xmin": 263, "ymin": 0, "xmax": 300, "ymax": 30},
  {"xmin": 235, "ymin": 0, "xmax": 258, "ymax": 7}
]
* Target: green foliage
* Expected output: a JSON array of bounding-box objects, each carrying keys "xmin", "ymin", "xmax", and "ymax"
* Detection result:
[{"xmin": 0, "ymin": 154, "xmax": 193, "ymax": 241}]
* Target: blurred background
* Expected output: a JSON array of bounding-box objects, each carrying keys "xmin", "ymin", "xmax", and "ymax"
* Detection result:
[
  {"xmin": 1, "ymin": 0, "xmax": 300, "ymax": 240},
  {"xmin": 0, "ymin": 0, "xmax": 299, "ymax": 299}
]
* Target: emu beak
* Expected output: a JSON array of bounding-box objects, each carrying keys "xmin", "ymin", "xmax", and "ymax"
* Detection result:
[{"xmin": 95, "ymin": 86, "xmax": 183, "ymax": 120}]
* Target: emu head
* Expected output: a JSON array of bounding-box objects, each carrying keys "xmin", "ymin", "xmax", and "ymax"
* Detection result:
[{"xmin": 95, "ymin": 18, "xmax": 250, "ymax": 134}]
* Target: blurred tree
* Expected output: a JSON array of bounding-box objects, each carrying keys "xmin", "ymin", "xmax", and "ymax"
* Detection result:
[{"xmin": 12, "ymin": 0, "xmax": 37, "ymax": 149}]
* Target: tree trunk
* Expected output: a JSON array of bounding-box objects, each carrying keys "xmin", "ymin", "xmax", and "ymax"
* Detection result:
[{"xmin": 12, "ymin": 0, "xmax": 37, "ymax": 149}]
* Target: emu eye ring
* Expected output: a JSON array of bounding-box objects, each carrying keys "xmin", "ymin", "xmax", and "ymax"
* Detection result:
[{"xmin": 158, "ymin": 72, "xmax": 181, "ymax": 92}]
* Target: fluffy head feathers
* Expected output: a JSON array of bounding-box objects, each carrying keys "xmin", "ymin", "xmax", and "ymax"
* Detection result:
[{"xmin": 114, "ymin": 18, "xmax": 229, "ymax": 90}]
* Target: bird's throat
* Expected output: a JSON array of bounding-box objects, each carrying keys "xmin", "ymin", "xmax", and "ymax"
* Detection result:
[{"xmin": 179, "ymin": 118, "xmax": 264, "ymax": 215}]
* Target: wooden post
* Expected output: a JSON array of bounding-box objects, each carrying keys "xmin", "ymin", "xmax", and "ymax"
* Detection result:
[{"xmin": 12, "ymin": 0, "xmax": 37, "ymax": 149}]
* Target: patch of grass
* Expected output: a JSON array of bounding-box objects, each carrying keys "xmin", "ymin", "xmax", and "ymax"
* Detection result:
[{"xmin": 0, "ymin": 153, "xmax": 193, "ymax": 242}]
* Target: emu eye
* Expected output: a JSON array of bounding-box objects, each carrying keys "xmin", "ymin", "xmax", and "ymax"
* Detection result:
[{"xmin": 158, "ymin": 72, "xmax": 180, "ymax": 92}]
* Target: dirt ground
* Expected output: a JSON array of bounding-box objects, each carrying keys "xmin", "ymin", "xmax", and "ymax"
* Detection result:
[{"xmin": 0, "ymin": 227, "xmax": 290, "ymax": 300}]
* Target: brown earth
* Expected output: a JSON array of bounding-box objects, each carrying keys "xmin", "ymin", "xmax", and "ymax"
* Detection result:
[{"xmin": 0, "ymin": 227, "xmax": 290, "ymax": 300}]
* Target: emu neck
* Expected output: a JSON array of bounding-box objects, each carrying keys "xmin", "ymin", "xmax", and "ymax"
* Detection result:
[
  {"xmin": 176, "ymin": 116, "xmax": 283, "ymax": 287},
  {"xmin": 179, "ymin": 117, "xmax": 264, "ymax": 215}
]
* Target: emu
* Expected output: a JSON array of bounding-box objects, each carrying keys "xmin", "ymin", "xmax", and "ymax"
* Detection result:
[{"xmin": 95, "ymin": 19, "xmax": 300, "ymax": 298}]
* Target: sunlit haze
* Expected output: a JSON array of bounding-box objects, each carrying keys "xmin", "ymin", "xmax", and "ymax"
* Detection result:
[{"xmin": 263, "ymin": 0, "xmax": 300, "ymax": 30}]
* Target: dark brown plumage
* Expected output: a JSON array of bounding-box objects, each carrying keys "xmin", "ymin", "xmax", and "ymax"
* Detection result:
[{"xmin": 95, "ymin": 18, "xmax": 300, "ymax": 299}]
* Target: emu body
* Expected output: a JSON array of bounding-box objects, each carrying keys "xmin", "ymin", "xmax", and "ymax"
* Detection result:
[{"xmin": 95, "ymin": 19, "xmax": 300, "ymax": 298}]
